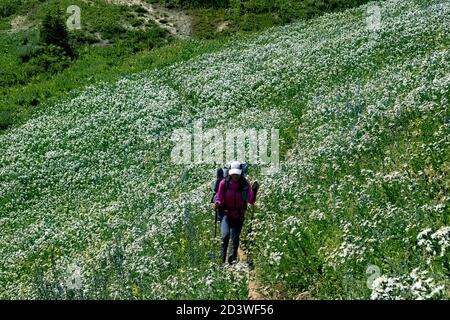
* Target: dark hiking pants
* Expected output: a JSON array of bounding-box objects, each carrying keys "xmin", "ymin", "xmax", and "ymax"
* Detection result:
[{"xmin": 220, "ymin": 215, "xmax": 244, "ymax": 264}]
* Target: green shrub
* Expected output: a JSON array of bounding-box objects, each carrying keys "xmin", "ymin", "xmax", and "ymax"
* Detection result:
[
  {"xmin": 99, "ymin": 23, "xmax": 127, "ymax": 42},
  {"xmin": 190, "ymin": 0, "xmax": 375, "ymax": 37},
  {"xmin": 69, "ymin": 29, "xmax": 99, "ymax": 46},
  {"xmin": 40, "ymin": 7, "xmax": 74, "ymax": 57},
  {"xmin": 0, "ymin": 108, "xmax": 15, "ymax": 130},
  {"xmin": 27, "ymin": 44, "xmax": 71, "ymax": 75},
  {"xmin": 131, "ymin": 5, "xmax": 148, "ymax": 15},
  {"xmin": 16, "ymin": 31, "xmax": 40, "ymax": 62},
  {"xmin": 0, "ymin": 70, "xmax": 18, "ymax": 87},
  {"xmin": 0, "ymin": 0, "xmax": 21, "ymax": 18},
  {"xmin": 130, "ymin": 17, "xmax": 145, "ymax": 28},
  {"xmin": 118, "ymin": 27, "xmax": 169, "ymax": 53}
]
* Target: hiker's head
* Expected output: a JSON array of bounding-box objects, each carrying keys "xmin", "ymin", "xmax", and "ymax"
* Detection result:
[
  {"xmin": 231, "ymin": 174, "xmax": 240, "ymax": 182},
  {"xmin": 229, "ymin": 161, "xmax": 242, "ymax": 182}
]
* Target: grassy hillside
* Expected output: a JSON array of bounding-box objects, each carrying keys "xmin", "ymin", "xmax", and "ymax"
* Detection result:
[
  {"xmin": 154, "ymin": 0, "xmax": 373, "ymax": 38},
  {"xmin": 0, "ymin": 0, "xmax": 174, "ymax": 131},
  {"xmin": 0, "ymin": 0, "xmax": 375, "ymax": 133},
  {"xmin": 0, "ymin": 0, "xmax": 449, "ymax": 299}
]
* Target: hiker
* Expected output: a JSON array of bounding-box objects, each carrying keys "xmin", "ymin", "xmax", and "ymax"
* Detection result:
[{"xmin": 214, "ymin": 161, "xmax": 257, "ymax": 264}]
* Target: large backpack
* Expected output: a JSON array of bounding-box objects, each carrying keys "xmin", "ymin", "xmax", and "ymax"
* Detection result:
[{"xmin": 211, "ymin": 163, "xmax": 250, "ymax": 221}]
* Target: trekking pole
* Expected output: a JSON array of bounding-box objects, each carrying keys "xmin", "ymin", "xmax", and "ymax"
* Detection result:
[
  {"xmin": 208, "ymin": 208, "xmax": 218, "ymax": 260},
  {"xmin": 209, "ymin": 168, "xmax": 224, "ymax": 260},
  {"xmin": 247, "ymin": 181, "xmax": 259, "ymax": 270},
  {"xmin": 214, "ymin": 209, "xmax": 218, "ymax": 240}
]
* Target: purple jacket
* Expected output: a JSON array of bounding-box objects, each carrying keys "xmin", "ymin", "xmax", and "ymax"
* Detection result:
[{"xmin": 215, "ymin": 178, "xmax": 255, "ymax": 219}]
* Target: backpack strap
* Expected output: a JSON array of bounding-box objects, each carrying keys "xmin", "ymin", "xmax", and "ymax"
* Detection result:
[{"xmin": 224, "ymin": 176, "xmax": 231, "ymax": 192}]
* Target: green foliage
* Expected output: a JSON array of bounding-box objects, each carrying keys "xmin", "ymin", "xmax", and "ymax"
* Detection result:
[
  {"xmin": 69, "ymin": 29, "xmax": 99, "ymax": 46},
  {"xmin": 39, "ymin": 7, "xmax": 73, "ymax": 57},
  {"xmin": 10, "ymin": 6, "xmax": 77, "ymax": 83},
  {"xmin": 18, "ymin": 31, "xmax": 42, "ymax": 63},
  {"xmin": 147, "ymin": 0, "xmax": 230, "ymax": 9},
  {"xmin": 190, "ymin": 0, "xmax": 374, "ymax": 38},
  {"xmin": 0, "ymin": 0, "xmax": 22, "ymax": 18},
  {"xmin": 192, "ymin": 8, "xmax": 230, "ymax": 39},
  {"xmin": 27, "ymin": 44, "xmax": 72, "ymax": 75},
  {"xmin": 0, "ymin": 108, "xmax": 15, "ymax": 131}
]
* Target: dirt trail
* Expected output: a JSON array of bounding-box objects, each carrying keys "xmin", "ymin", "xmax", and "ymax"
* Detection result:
[
  {"xmin": 237, "ymin": 246, "xmax": 315, "ymax": 300},
  {"xmin": 237, "ymin": 246, "xmax": 266, "ymax": 300},
  {"xmin": 107, "ymin": 0, "xmax": 193, "ymax": 38}
]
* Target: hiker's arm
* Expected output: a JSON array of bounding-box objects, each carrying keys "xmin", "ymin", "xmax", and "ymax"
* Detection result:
[
  {"xmin": 215, "ymin": 180, "xmax": 225, "ymax": 208},
  {"xmin": 248, "ymin": 181, "xmax": 259, "ymax": 205},
  {"xmin": 248, "ymin": 183, "xmax": 255, "ymax": 205}
]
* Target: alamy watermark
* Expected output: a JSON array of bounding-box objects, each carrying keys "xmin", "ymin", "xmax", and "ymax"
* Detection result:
[
  {"xmin": 66, "ymin": 5, "xmax": 81, "ymax": 30},
  {"xmin": 65, "ymin": 264, "xmax": 82, "ymax": 290},
  {"xmin": 366, "ymin": 5, "xmax": 382, "ymax": 32},
  {"xmin": 366, "ymin": 4, "xmax": 382, "ymax": 45},
  {"xmin": 342, "ymin": 264, "xmax": 382, "ymax": 297},
  {"xmin": 171, "ymin": 120, "xmax": 280, "ymax": 175},
  {"xmin": 366, "ymin": 264, "xmax": 381, "ymax": 289}
]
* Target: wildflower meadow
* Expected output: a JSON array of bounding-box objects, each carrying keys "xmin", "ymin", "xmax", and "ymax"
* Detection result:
[{"xmin": 0, "ymin": 0, "xmax": 448, "ymax": 299}]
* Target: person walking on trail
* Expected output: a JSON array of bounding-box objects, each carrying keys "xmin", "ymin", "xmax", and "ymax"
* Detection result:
[{"xmin": 214, "ymin": 161, "xmax": 257, "ymax": 264}]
